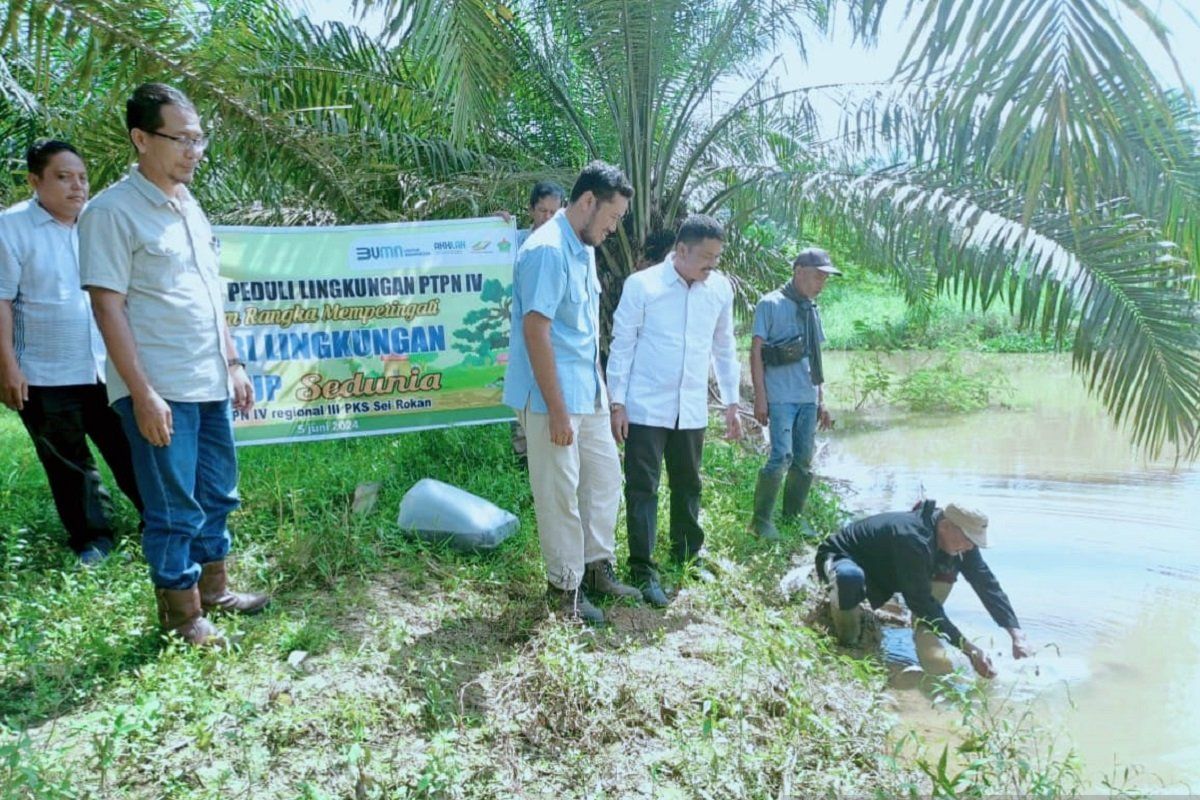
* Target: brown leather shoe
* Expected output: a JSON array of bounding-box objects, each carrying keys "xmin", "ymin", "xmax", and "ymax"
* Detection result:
[
  {"xmin": 198, "ymin": 561, "xmax": 270, "ymax": 615},
  {"xmin": 155, "ymin": 586, "xmax": 225, "ymax": 647},
  {"xmin": 583, "ymin": 559, "xmax": 642, "ymax": 601},
  {"xmin": 546, "ymin": 582, "xmax": 605, "ymax": 625}
]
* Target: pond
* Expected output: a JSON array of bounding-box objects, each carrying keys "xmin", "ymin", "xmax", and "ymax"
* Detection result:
[{"xmin": 818, "ymin": 352, "xmax": 1200, "ymax": 793}]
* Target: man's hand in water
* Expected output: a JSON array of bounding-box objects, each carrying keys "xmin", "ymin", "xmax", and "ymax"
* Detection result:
[
  {"xmin": 967, "ymin": 644, "xmax": 997, "ymax": 679},
  {"xmin": 1009, "ymin": 627, "xmax": 1035, "ymax": 659}
]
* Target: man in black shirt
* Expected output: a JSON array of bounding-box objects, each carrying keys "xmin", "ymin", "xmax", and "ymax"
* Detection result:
[{"xmin": 815, "ymin": 499, "xmax": 1034, "ymax": 678}]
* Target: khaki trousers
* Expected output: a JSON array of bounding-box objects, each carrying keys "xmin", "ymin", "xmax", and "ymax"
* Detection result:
[
  {"xmin": 519, "ymin": 407, "xmax": 621, "ymax": 590},
  {"xmin": 914, "ymin": 580, "xmax": 956, "ymax": 675}
]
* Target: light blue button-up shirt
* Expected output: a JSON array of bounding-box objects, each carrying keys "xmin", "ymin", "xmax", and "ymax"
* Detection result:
[{"xmin": 503, "ymin": 209, "xmax": 607, "ymax": 414}]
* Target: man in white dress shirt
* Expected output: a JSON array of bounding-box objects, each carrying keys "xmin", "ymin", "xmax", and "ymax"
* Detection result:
[
  {"xmin": 0, "ymin": 140, "xmax": 143, "ymax": 565},
  {"xmin": 607, "ymin": 215, "xmax": 742, "ymax": 606}
]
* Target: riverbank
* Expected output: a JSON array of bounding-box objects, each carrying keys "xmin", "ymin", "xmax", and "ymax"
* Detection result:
[
  {"xmin": 0, "ymin": 418, "xmax": 893, "ymax": 798},
  {"xmin": 1, "ymin": 410, "xmax": 1087, "ymax": 798},
  {"xmin": 816, "ymin": 266, "xmax": 1060, "ymax": 354},
  {"xmin": 820, "ymin": 351, "xmax": 1200, "ymax": 795}
]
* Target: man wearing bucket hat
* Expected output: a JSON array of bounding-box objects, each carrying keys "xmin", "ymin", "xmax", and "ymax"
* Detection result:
[
  {"xmin": 748, "ymin": 247, "xmax": 841, "ymax": 539},
  {"xmin": 814, "ymin": 499, "xmax": 1034, "ymax": 678}
]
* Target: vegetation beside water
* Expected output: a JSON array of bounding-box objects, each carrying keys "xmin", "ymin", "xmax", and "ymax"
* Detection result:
[
  {"xmin": 819, "ymin": 268, "xmax": 1058, "ymax": 355},
  {"xmin": 0, "ymin": 410, "xmax": 1099, "ymax": 799}
]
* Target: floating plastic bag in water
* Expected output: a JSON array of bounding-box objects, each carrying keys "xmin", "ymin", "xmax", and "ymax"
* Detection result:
[{"xmin": 396, "ymin": 478, "xmax": 519, "ymax": 552}]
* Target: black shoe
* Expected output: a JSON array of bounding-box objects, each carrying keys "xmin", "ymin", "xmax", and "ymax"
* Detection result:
[
  {"xmin": 546, "ymin": 582, "xmax": 605, "ymax": 625},
  {"xmin": 639, "ymin": 575, "xmax": 670, "ymax": 608},
  {"xmin": 77, "ymin": 537, "xmax": 114, "ymax": 567}
]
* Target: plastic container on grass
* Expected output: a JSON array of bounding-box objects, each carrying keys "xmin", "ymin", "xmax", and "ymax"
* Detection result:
[{"xmin": 396, "ymin": 478, "xmax": 519, "ymax": 552}]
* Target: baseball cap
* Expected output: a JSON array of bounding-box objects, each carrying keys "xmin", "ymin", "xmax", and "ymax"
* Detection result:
[{"xmin": 792, "ymin": 247, "xmax": 843, "ymax": 275}]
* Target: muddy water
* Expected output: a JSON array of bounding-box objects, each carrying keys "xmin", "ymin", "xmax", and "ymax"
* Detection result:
[{"xmin": 817, "ymin": 352, "xmax": 1200, "ymax": 793}]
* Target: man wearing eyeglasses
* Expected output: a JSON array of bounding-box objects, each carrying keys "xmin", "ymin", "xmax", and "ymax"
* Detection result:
[{"xmin": 80, "ymin": 83, "xmax": 268, "ymax": 647}]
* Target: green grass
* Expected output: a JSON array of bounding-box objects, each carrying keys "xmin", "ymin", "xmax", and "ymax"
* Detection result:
[
  {"xmin": 0, "ymin": 410, "xmax": 1085, "ymax": 798},
  {"xmin": 817, "ymin": 269, "xmax": 1061, "ymax": 353}
]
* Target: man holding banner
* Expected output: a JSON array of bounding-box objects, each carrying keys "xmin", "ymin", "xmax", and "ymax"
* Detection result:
[
  {"xmin": 515, "ymin": 180, "xmax": 566, "ymax": 251},
  {"xmin": 81, "ymin": 83, "xmax": 269, "ymax": 647},
  {"xmin": 503, "ymin": 161, "xmax": 641, "ymax": 624}
]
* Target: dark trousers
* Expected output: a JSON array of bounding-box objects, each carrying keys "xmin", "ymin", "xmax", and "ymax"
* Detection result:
[
  {"xmin": 624, "ymin": 423, "xmax": 705, "ymax": 576},
  {"xmin": 17, "ymin": 382, "xmax": 143, "ymax": 553}
]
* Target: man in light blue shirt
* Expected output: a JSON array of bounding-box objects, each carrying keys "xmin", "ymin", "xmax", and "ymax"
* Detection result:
[{"xmin": 504, "ymin": 161, "xmax": 641, "ymax": 624}]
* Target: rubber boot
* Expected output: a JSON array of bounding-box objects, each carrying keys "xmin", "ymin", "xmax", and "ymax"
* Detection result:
[
  {"xmin": 828, "ymin": 578, "xmax": 863, "ymax": 646},
  {"xmin": 155, "ymin": 586, "xmax": 225, "ymax": 647},
  {"xmin": 782, "ymin": 468, "xmax": 817, "ymax": 536},
  {"xmin": 750, "ymin": 472, "xmax": 783, "ymax": 541},
  {"xmin": 198, "ymin": 561, "xmax": 271, "ymax": 615},
  {"xmin": 781, "ymin": 468, "xmax": 813, "ymax": 519}
]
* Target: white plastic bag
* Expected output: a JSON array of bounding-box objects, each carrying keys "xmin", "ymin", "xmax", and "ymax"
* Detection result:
[{"xmin": 396, "ymin": 478, "xmax": 519, "ymax": 552}]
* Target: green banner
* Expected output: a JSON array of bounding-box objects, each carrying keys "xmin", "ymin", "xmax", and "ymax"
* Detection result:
[{"xmin": 216, "ymin": 218, "xmax": 518, "ymax": 445}]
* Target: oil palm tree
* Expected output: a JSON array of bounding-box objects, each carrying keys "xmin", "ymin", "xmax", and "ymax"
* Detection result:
[
  {"xmin": 359, "ymin": 0, "xmax": 1200, "ymax": 459},
  {"xmin": 0, "ymin": 0, "xmax": 507, "ymax": 220},
  {"xmin": 3, "ymin": 0, "xmax": 1197, "ymax": 457}
]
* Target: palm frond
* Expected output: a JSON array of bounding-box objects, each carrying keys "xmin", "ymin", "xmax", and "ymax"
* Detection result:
[
  {"xmin": 768, "ymin": 168, "xmax": 1200, "ymax": 457},
  {"xmin": 356, "ymin": 0, "xmax": 517, "ymax": 146},
  {"xmin": 895, "ymin": 0, "xmax": 1189, "ymax": 224}
]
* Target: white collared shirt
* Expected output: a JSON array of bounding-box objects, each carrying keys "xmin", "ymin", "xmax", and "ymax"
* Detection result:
[
  {"xmin": 79, "ymin": 165, "xmax": 231, "ymax": 404},
  {"xmin": 0, "ymin": 199, "xmax": 107, "ymax": 386},
  {"xmin": 606, "ymin": 255, "xmax": 740, "ymax": 430}
]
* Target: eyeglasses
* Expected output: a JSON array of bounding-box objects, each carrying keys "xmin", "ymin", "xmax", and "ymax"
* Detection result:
[{"xmin": 147, "ymin": 130, "xmax": 209, "ymax": 152}]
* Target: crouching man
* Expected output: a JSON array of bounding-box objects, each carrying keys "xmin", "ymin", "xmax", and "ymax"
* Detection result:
[{"xmin": 815, "ymin": 499, "xmax": 1034, "ymax": 678}]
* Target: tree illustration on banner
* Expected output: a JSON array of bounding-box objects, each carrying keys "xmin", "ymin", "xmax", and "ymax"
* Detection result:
[{"xmin": 452, "ymin": 279, "xmax": 512, "ymax": 367}]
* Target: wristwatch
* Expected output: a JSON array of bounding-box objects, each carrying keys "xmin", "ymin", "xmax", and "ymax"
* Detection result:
[{"xmin": 227, "ymin": 358, "xmax": 247, "ymax": 370}]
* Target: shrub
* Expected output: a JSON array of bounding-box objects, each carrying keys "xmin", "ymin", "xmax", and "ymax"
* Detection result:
[{"xmin": 892, "ymin": 354, "xmax": 1012, "ymax": 413}]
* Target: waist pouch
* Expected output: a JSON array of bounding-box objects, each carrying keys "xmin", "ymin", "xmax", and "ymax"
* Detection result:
[{"xmin": 763, "ymin": 336, "xmax": 806, "ymax": 367}]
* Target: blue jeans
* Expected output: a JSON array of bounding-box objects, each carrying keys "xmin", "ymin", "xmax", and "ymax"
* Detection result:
[
  {"xmin": 761, "ymin": 402, "xmax": 817, "ymax": 479},
  {"xmin": 114, "ymin": 398, "xmax": 238, "ymax": 590}
]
